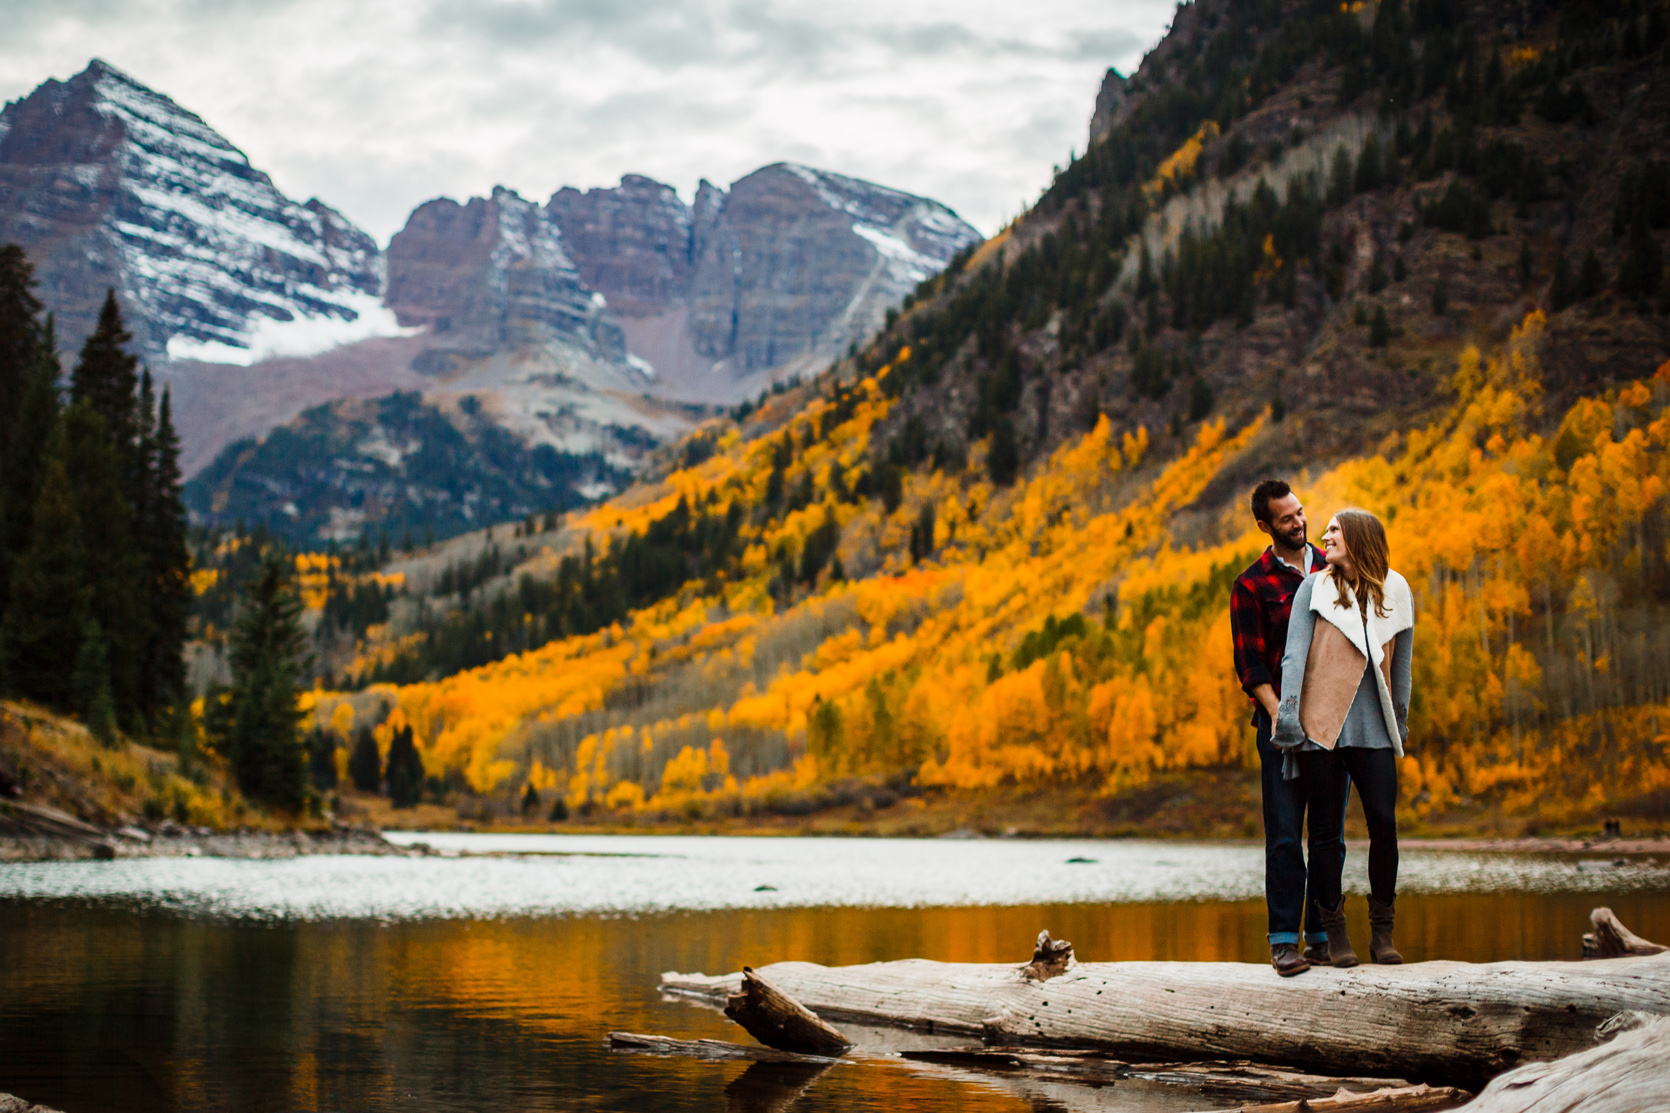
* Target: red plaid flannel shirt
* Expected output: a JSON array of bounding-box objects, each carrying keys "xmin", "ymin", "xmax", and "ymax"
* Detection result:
[{"xmin": 1230, "ymin": 544, "xmax": 1327, "ymax": 716}]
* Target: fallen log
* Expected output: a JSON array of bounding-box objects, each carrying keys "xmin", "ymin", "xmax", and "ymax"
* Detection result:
[
  {"xmin": 1227, "ymin": 1083, "xmax": 1471, "ymax": 1112},
  {"xmin": 902, "ymin": 1048, "xmax": 1416, "ymax": 1103},
  {"xmin": 1459, "ymin": 1015, "xmax": 1670, "ymax": 1112},
  {"xmin": 605, "ymin": 1031, "xmax": 848, "ymax": 1065},
  {"xmin": 662, "ymin": 945, "xmax": 1670, "ymax": 1087},
  {"xmin": 1580, "ymin": 907, "xmax": 1668, "ymax": 959},
  {"xmin": 723, "ymin": 966, "xmax": 852, "ymax": 1056}
]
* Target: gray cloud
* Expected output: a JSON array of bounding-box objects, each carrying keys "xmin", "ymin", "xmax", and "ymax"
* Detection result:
[{"xmin": 0, "ymin": 0, "xmax": 1175, "ymax": 240}]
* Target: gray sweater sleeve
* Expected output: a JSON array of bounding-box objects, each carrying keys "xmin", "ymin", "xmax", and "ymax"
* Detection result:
[
  {"xmin": 1391, "ymin": 626, "xmax": 1412, "ymax": 744},
  {"xmin": 1272, "ymin": 576, "xmax": 1316, "ymax": 749}
]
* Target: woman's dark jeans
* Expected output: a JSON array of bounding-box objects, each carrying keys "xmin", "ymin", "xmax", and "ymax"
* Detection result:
[{"xmin": 1299, "ymin": 746, "xmax": 1399, "ymax": 908}]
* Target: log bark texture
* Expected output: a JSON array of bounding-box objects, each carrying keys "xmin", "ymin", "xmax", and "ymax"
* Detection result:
[
  {"xmin": 902, "ymin": 1049, "xmax": 1412, "ymax": 1103},
  {"xmin": 663, "ymin": 952, "xmax": 1670, "ymax": 1088},
  {"xmin": 1580, "ymin": 907, "xmax": 1668, "ymax": 959},
  {"xmin": 1232, "ymin": 1084, "xmax": 1471, "ymax": 1112},
  {"xmin": 723, "ymin": 966, "xmax": 852, "ymax": 1055},
  {"xmin": 1459, "ymin": 1015, "xmax": 1670, "ymax": 1112},
  {"xmin": 606, "ymin": 1032, "xmax": 847, "ymax": 1065}
]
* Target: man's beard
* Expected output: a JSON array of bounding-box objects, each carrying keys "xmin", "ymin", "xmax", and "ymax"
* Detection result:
[{"xmin": 1277, "ymin": 525, "xmax": 1307, "ymax": 551}]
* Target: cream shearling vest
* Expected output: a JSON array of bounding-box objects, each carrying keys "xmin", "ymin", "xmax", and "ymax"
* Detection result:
[{"xmin": 1299, "ymin": 568, "xmax": 1414, "ymax": 756}]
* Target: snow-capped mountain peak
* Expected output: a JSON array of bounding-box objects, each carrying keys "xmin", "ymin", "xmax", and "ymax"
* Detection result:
[{"xmin": 0, "ymin": 59, "xmax": 404, "ymax": 364}]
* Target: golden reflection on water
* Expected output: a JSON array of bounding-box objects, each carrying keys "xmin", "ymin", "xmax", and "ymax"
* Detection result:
[{"xmin": 3, "ymin": 892, "xmax": 1668, "ymax": 1113}]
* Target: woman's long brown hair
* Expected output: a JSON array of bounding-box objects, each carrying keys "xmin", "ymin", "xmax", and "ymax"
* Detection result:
[{"xmin": 1332, "ymin": 508, "xmax": 1391, "ymax": 618}]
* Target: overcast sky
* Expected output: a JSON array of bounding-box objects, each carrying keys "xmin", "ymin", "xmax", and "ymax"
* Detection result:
[{"xmin": 0, "ymin": 0, "xmax": 1176, "ymax": 245}]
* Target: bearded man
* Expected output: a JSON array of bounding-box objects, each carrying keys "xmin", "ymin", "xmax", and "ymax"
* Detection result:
[{"xmin": 1230, "ymin": 479, "xmax": 1331, "ymax": 976}]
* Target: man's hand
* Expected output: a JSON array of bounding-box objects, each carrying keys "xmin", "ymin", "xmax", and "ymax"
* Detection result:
[{"xmin": 1251, "ymin": 683, "xmax": 1279, "ymax": 721}]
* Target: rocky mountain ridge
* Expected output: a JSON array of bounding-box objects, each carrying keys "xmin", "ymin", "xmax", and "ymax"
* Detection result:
[
  {"xmin": 0, "ymin": 59, "xmax": 981, "ymax": 546},
  {"xmin": 546, "ymin": 163, "xmax": 981, "ymax": 403},
  {"xmin": 0, "ymin": 59, "xmax": 396, "ymax": 365}
]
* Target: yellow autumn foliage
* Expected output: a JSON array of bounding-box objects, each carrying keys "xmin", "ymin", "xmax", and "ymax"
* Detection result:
[{"xmin": 310, "ymin": 312, "xmax": 1669, "ymax": 823}]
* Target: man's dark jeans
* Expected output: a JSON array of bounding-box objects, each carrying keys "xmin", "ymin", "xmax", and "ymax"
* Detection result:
[{"xmin": 1256, "ymin": 714, "xmax": 1326, "ymax": 946}]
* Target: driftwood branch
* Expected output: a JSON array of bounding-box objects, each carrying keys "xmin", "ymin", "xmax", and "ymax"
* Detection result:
[
  {"xmin": 664, "ymin": 945, "xmax": 1670, "ymax": 1087},
  {"xmin": 1227, "ymin": 1084, "xmax": 1471, "ymax": 1112},
  {"xmin": 903, "ymin": 1048, "xmax": 1416, "ymax": 1103},
  {"xmin": 1461, "ymin": 1015, "xmax": 1670, "ymax": 1112},
  {"xmin": 1020, "ymin": 930, "xmax": 1074, "ymax": 981},
  {"xmin": 605, "ymin": 1032, "xmax": 847, "ymax": 1065},
  {"xmin": 1580, "ymin": 907, "xmax": 1668, "ymax": 959},
  {"xmin": 723, "ymin": 966, "xmax": 852, "ymax": 1056}
]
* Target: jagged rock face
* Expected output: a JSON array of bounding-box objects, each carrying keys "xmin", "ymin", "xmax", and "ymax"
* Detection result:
[
  {"xmin": 1089, "ymin": 69, "xmax": 1128, "ymax": 143},
  {"xmin": 385, "ymin": 186, "xmax": 624, "ymax": 361},
  {"xmin": 0, "ymin": 59, "xmax": 391, "ymax": 362},
  {"xmin": 691, "ymin": 163, "xmax": 980, "ymax": 372},
  {"xmin": 545, "ymin": 174, "xmax": 693, "ymax": 318},
  {"xmin": 547, "ymin": 164, "xmax": 981, "ymax": 400}
]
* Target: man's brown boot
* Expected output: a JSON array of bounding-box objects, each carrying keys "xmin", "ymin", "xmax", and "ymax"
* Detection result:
[
  {"xmin": 1317, "ymin": 898, "xmax": 1359, "ymax": 968},
  {"xmin": 1270, "ymin": 943, "xmax": 1311, "ymax": 977},
  {"xmin": 1303, "ymin": 939, "xmax": 1332, "ymax": 966},
  {"xmin": 1368, "ymin": 896, "xmax": 1403, "ymax": 964}
]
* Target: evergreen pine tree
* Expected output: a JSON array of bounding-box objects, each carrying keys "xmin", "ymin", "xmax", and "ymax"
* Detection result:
[
  {"xmin": 224, "ymin": 546, "xmax": 310, "ymax": 811},
  {"xmin": 1618, "ymin": 218, "xmax": 1663, "ymax": 300},
  {"xmin": 1188, "ymin": 374, "xmax": 1215, "ymax": 420},
  {"xmin": 521, "ymin": 780, "xmax": 540, "ymax": 816},
  {"xmin": 69, "ymin": 290, "xmax": 140, "ymax": 452},
  {"xmin": 1369, "ymin": 305, "xmax": 1391, "ymax": 347},
  {"xmin": 307, "ymin": 729, "xmax": 339, "ymax": 791},
  {"xmin": 1577, "ymin": 248, "xmax": 1605, "ymax": 299},
  {"xmin": 1328, "ymin": 146, "xmax": 1355, "ymax": 207},
  {"xmin": 71, "ymin": 617, "xmax": 117, "ymax": 745},
  {"xmin": 0, "ymin": 455, "xmax": 85, "ymax": 709},
  {"xmin": 63, "ymin": 403, "xmax": 144, "ymax": 728},
  {"xmin": 386, "ymin": 724, "xmax": 424, "ymax": 808},
  {"xmin": 548, "ymin": 796, "xmax": 569, "ymax": 822},
  {"xmin": 348, "ymin": 725, "xmax": 382, "ymax": 792},
  {"xmin": 987, "ymin": 415, "xmax": 1019, "ymax": 486},
  {"xmin": 1551, "ymin": 253, "xmax": 1576, "ymax": 311},
  {"xmin": 0, "ymin": 245, "xmax": 43, "ymax": 470},
  {"xmin": 1431, "ymin": 276, "xmax": 1449, "ymax": 316},
  {"xmin": 1, "ymin": 319, "xmax": 59, "ymax": 617},
  {"xmin": 137, "ymin": 385, "xmax": 191, "ymax": 718}
]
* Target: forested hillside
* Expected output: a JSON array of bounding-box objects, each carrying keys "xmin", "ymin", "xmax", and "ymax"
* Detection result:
[{"xmin": 240, "ymin": 0, "xmax": 1670, "ymax": 829}]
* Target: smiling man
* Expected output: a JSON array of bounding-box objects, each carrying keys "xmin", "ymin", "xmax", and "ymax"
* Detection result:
[{"xmin": 1230, "ymin": 479, "xmax": 1329, "ymax": 976}]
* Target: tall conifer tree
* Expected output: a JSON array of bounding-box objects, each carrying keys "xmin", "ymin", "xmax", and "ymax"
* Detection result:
[
  {"xmin": 0, "ymin": 455, "xmax": 85, "ymax": 708},
  {"xmin": 70, "ymin": 290, "xmax": 140, "ymax": 452},
  {"xmin": 223, "ymin": 546, "xmax": 310, "ymax": 811},
  {"xmin": 1, "ymin": 317, "xmax": 58, "ymax": 616},
  {"xmin": 138, "ymin": 384, "xmax": 191, "ymax": 718},
  {"xmin": 63, "ymin": 403, "xmax": 143, "ymax": 727},
  {"xmin": 0, "ymin": 245, "xmax": 43, "ymax": 467}
]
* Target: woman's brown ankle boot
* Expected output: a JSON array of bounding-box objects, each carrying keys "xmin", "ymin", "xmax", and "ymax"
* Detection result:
[
  {"xmin": 1318, "ymin": 898, "xmax": 1359, "ymax": 968},
  {"xmin": 1368, "ymin": 896, "xmax": 1403, "ymax": 964}
]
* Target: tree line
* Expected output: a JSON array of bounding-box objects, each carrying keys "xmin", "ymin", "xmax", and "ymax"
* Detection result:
[{"xmin": 0, "ymin": 247, "xmax": 190, "ymax": 741}]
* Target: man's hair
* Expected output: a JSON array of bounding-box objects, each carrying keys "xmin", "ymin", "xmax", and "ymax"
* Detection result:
[{"xmin": 1251, "ymin": 479, "xmax": 1292, "ymax": 525}]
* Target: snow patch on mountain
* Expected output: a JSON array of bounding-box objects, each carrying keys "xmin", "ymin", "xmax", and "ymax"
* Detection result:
[
  {"xmin": 78, "ymin": 60, "xmax": 391, "ymax": 361},
  {"xmin": 167, "ymin": 290, "xmax": 420, "ymax": 365}
]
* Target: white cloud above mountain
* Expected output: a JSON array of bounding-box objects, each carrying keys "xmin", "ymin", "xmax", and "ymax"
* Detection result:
[{"xmin": 0, "ymin": 0, "xmax": 1175, "ymax": 243}]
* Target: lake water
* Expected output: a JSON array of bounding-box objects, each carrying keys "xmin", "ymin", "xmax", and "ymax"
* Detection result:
[{"xmin": 3, "ymin": 835, "xmax": 1668, "ymax": 1113}]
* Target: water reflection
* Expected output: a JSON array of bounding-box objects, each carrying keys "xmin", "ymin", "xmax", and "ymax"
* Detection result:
[{"xmin": 1, "ymin": 855, "xmax": 1667, "ymax": 1113}]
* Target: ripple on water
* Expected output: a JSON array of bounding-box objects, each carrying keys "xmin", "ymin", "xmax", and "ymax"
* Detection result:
[{"xmin": 0, "ymin": 834, "xmax": 1665, "ymax": 921}]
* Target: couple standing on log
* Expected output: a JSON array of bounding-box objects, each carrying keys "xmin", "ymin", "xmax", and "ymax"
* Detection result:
[{"xmin": 1231, "ymin": 480, "xmax": 1413, "ymax": 977}]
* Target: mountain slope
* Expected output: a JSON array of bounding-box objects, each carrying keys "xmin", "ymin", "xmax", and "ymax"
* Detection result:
[{"xmin": 283, "ymin": 0, "xmax": 1670, "ymax": 833}]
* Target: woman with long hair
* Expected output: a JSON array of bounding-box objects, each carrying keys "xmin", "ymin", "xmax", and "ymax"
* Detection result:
[{"xmin": 1272, "ymin": 508, "xmax": 1413, "ymax": 967}]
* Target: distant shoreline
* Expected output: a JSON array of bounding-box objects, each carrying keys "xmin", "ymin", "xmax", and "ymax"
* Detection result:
[{"xmin": 3, "ymin": 826, "xmax": 1668, "ymax": 863}]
